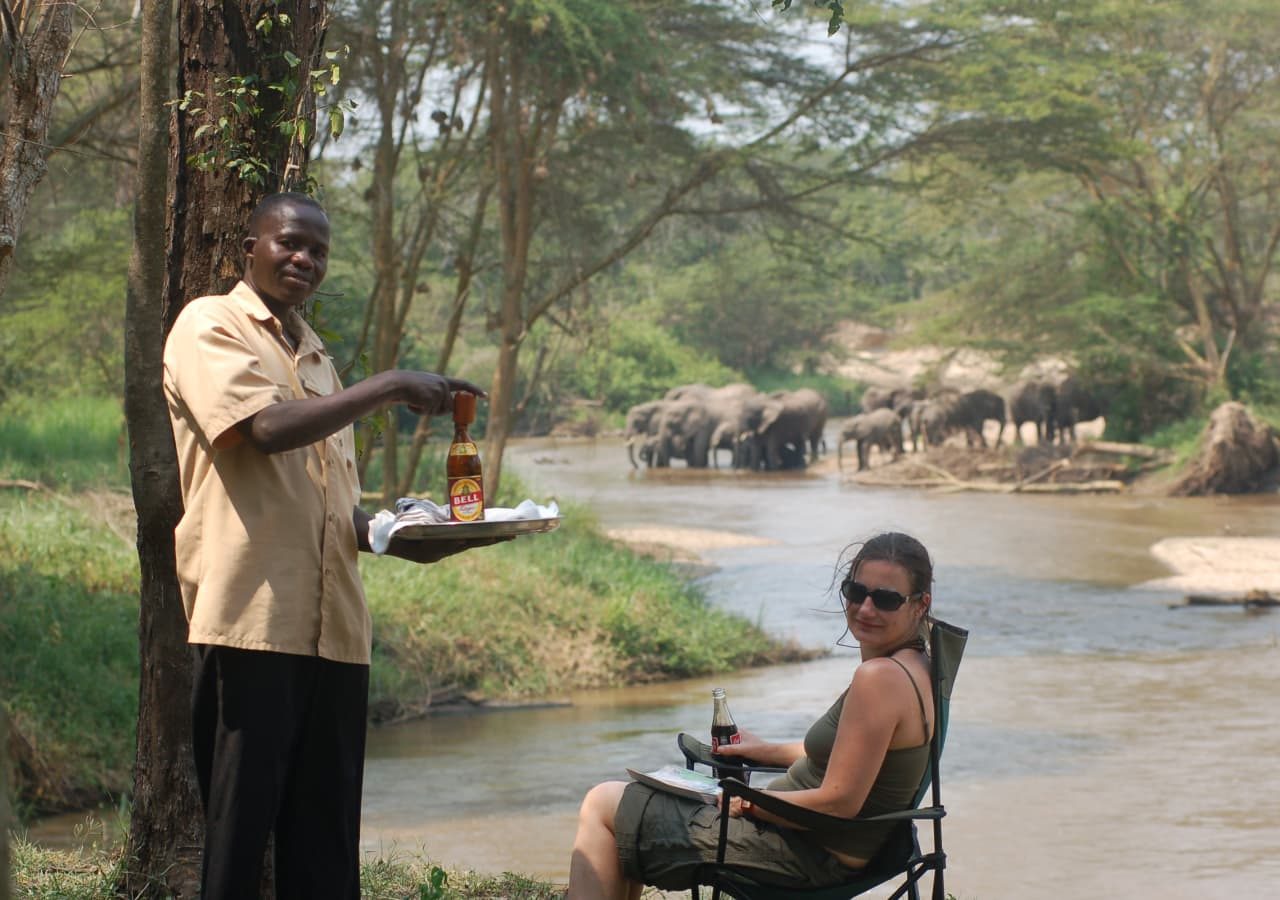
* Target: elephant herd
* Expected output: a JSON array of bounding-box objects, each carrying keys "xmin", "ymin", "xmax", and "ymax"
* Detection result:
[
  {"xmin": 838, "ymin": 375, "xmax": 1105, "ymax": 471},
  {"xmin": 624, "ymin": 383, "xmax": 829, "ymax": 471}
]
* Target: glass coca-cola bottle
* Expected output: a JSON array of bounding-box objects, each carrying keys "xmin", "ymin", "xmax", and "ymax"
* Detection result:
[{"xmin": 710, "ymin": 687, "xmax": 741, "ymax": 779}]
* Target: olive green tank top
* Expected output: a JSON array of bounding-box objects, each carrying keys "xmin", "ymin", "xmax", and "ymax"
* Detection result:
[{"xmin": 766, "ymin": 656, "xmax": 931, "ymax": 861}]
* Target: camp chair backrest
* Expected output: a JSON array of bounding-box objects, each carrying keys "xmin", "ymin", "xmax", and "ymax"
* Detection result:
[{"xmin": 916, "ymin": 618, "xmax": 967, "ymax": 808}]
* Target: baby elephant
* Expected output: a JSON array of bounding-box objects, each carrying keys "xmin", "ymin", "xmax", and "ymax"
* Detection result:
[{"xmin": 838, "ymin": 408, "xmax": 904, "ymax": 471}]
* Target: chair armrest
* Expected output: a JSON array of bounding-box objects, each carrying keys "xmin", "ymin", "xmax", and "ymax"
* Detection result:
[
  {"xmin": 717, "ymin": 777, "xmax": 945, "ymax": 834},
  {"xmin": 676, "ymin": 732, "xmax": 786, "ymax": 777}
]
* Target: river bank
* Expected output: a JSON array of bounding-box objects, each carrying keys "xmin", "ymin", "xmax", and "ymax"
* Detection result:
[{"xmin": 0, "ymin": 484, "xmax": 811, "ymax": 823}]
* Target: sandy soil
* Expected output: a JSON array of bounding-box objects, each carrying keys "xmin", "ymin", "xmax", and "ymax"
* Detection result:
[
  {"xmin": 1143, "ymin": 536, "xmax": 1280, "ymax": 594},
  {"xmin": 604, "ymin": 525, "xmax": 778, "ymax": 566}
]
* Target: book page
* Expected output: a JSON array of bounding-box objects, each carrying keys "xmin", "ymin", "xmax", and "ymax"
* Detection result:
[{"xmin": 626, "ymin": 764, "xmax": 722, "ymax": 803}]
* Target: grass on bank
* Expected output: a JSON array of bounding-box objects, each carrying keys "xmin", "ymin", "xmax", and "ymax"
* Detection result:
[
  {"xmin": 0, "ymin": 482, "xmax": 808, "ymax": 822},
  {"xmin": 12, "ymin": 835, "xmax": 704, "ymax": 899},
  {"xmin": 0, "ymin": 397, "xmax": 128, "ymax": 491}
]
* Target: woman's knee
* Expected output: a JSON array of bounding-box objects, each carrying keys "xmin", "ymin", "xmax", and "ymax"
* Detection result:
[{"xmin": 579, "ymin": 780, "xmax": 628, "ymax": 828}]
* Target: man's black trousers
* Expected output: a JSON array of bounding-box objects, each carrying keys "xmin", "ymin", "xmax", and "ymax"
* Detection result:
[{"xmin": 191, "ymin": 644, "xmax": 370, "ymax": 900}]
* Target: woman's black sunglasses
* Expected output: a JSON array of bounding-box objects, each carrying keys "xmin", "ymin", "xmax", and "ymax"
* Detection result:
[{"xmin": 840, "ymin": 578, "xmax": 920, "ymax": 613}]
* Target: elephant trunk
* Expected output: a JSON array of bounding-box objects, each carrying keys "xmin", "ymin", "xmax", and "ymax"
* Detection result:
[{"xmin": 627, "ymin": 438, "xmax": 639, "ymax": 469}]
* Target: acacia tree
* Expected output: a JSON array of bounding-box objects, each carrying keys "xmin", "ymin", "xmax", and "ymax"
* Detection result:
[
  {"xmin": 906, "ymin": 0, "xmax": 1280, "ymax": 426},
  {"xmin": 1069, "ymin": 0, "xmax": 1280, "ymax": 395},
  {"xmin": 123, "ymin": 2, "xmax": 329, "ymax": 895},
  {"xmin": 475, "ymin": 0, "xmax": 993, "ymax": 491},
  {"xmin": 333, "ymin": 0, "xmax": 492, "ymax": 502}
]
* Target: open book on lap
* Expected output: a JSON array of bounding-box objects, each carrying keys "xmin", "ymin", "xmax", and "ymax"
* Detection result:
[{"xmin": 626, "ymin": 764, "xmax": 722, "ymax": 804}]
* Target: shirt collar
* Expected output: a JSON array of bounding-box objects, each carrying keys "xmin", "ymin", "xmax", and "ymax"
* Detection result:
[{"xmin": 229, "ymin": 280, "xmax": 325, "ymax": 356}]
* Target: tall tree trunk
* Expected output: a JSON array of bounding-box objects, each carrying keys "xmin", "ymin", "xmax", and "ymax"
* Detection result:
[
  {"xmin": 120, "ymin": 1, "xmax": 201, "ymax": 895},
  {"xmin": 123, "ymin": 3, "xmax": 327, "ymax": 896},
  {"xmin": 0, "ymin": 0, "xmax": 75, "ymax": 299}
]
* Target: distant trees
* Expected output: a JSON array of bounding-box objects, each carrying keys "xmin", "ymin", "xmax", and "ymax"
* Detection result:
[{"xmin": 904, "ymin": 0, "xmax": 1280, "ymax": 435}]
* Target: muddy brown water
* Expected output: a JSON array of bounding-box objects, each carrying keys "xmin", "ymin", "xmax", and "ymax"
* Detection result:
[{"xmin": 30, "ymin": 429, "xmax": 1280, "ymax": 898}]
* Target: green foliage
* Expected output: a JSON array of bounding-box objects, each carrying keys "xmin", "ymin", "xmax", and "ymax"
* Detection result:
[
  {"xmin": 0, "ymin": 484, "xmax": 801, "ymax": 819},
  {"xmin": 773, "ymin": 0, "xmax": 846, "ymax": 36},
  {"xmin": 363, "ymin": 498, "xmax": 800, "ymax": 714},
  {"xmin": 0, "ymin": 205, "xmax": 131, "ymax": 411},
  {"xmin": 176, "ymin": 13, "xmax": 353, "ymax": 189},
  {"xmin": 560, "ymin": 319, "xmax": 743, "ymax": 413},
  {"xmin": 747, "ymin": 369, "xmax": 864, "ymax": 417},
  {"xmin": 649, "ymin": 250, "xmax": 848, "ymax": 373},
  {"xmin": 0, "ymin": 492, "xmax": 139, "ymax": 817},
  {"xmin": 0, "ymin": 396, "xmax": 127, "ymax": 490},
  {"xmin": 418, "ymin": 865, "xmax": 448, "ymax": 900},
  {"xmin": 1227, "ymin": 350, "xmax": 1280, "ymax": 409},
  {"xmin": 1054, "ymin": 292, "xmax": 1200, "ymax": 440}
]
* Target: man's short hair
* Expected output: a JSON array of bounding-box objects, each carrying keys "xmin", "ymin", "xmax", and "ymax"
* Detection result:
[{"xmin": 248, "ymin": 192, "xmax": 326, "ymax": 236}]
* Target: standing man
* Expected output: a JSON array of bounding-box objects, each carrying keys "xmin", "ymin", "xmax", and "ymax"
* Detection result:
[{"xmin": 163, "ymin": 192, "xmax": 495, "ymax": 899}]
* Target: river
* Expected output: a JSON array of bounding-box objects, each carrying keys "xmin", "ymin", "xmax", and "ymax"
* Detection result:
[
  {"xmin": 357, "ymin": 433, "xmax": 1280, "ymax": 899},
  {"xmin": 27, "ymin": 432, "xmax": 1280, "ymax": 898}
]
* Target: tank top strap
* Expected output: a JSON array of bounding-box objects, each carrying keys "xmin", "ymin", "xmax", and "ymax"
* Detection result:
[{"xmin": 886, "ymin": 654, "xmax": 930, "ymax": 742}]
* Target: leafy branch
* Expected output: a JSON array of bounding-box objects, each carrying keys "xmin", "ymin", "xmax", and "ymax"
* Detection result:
[
  {"xmin": 171, "ymin": 5, "xmax": 356, "ymax": 188},
  {"xmin": 772, "ymin": 0, "xmax": 846, "ymax": 35}
]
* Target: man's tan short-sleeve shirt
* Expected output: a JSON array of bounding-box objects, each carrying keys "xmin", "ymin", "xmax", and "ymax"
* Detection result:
[{"xmin": 163, "ymin": 281, "xmax": 371, "ymax": 664}]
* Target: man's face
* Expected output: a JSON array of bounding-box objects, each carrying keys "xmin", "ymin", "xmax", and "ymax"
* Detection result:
[{"xmin": 243, "ymin": 202, "xmax": 330, "ymax": 311}]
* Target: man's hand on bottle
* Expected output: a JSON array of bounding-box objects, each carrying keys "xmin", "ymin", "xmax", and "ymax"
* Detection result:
[{"xmin": 386, "ymin": 371, "xmax": 486, "ymax": 416}]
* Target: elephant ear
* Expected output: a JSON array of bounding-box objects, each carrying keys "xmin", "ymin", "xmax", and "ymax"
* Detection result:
[{"xmin": 757, "ymin": 397, "xmax": 785, "ymax": 432}]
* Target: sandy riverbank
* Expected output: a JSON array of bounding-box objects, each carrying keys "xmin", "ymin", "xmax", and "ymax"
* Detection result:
[{"xmin": 1142, "ymin": 536, "xmax": 1280, "ymax": 594}]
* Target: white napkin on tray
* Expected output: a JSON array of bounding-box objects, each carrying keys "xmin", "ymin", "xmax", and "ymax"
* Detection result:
[{"xmin": 368, "ymin": 498, "xmax": 559, "ymax": 555}]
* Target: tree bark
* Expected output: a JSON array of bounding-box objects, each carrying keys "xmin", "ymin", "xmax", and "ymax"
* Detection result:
[
  {"xmin": 1168, "ymin": 402, "xmax": 1280, "ymax": 496},
  {"xmin": 0, "ymin": 0, "xmax": 75, "ymax": 299},
  {"xmin": 120, "ymin": 0, "xmax": 202, "ymax": 895},
  {"xmin": 123, "ymin": 3, "xmax": 327, "ymax": 896}
]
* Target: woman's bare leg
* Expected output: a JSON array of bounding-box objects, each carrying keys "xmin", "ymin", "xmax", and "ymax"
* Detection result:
[{"xmin": 567, "ymin": 781, "xmax": 638, "ymax": 900}]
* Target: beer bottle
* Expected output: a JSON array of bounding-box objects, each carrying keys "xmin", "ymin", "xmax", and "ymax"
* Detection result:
[
  {"xmin": 447, "ymin": 392, "xmax": 485, "ymax": 522},
  {"xmin": 710, "ymin": 687, "xmax": 741, "ymax": 779}
]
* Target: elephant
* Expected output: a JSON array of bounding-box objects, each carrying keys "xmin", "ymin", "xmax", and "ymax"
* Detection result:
[
  {"xmin": 1048, "ymin": 374, "xmax": 1104, "ymax": 444},
  {"xmin": 1001, "ymin": 379, "xmax": 1056, "ymax": 445},
  {"xmin": 837, "ymin": 408, "xmax": 904, "ymax": 470},
  {"xmin": 860, "ymin": 385, "xmax": 917, "ymax": 413},
  {"xmin": 623, "ymin": 400, "xmax": 667, "ymax": 469},
  {"xmin": 906, "ymin": 399, "xmax": 950, "ymax": 451},
  {"xmin": 708, "ymin": 389, "xmax": 777, "ymax": 469},
  {"xmin": 663, "ymin": 382, "xmax": 713, "ymax": 402},
  {"xmin": 941, "ymin": 388, "xmax": 1006, "ymax": 448},
  {"xmin": 651, "ymin": 397, "xmax": 715, "ymax": 468},
  {"xmin": 752, "ymin": 388, "xmax": 829, "ymax": 470}
]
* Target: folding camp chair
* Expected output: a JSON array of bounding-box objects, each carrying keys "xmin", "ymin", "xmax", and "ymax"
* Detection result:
[{"xmin": 676, "ymin": 619, "xmax": 968, "ymax": 900}]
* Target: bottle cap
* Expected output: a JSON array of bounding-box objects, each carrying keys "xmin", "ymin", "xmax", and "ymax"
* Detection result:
[{"xmin": 452, "ymin": 391, "xmax": 477, "ymax": 424}]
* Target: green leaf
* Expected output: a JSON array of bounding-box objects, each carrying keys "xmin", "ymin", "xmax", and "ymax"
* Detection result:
[
  {"xmin": 283, "ymin": 50, "xmax": 301, "ymax": 68},
  {"xmin": 329, "ymin": 107, "xmax": 345, "ymax": 139}
]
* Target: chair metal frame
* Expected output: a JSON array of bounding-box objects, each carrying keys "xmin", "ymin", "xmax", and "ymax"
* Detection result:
[{"xmin": 677, "ymin": 619, "xmax": 968, "ymax": 900}]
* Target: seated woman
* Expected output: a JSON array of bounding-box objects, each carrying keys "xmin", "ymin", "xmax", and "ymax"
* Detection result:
[{"xmin": 566, "ymin": 531, "xmax": 936, "ymax": 900}]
